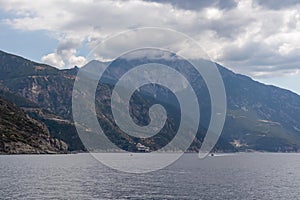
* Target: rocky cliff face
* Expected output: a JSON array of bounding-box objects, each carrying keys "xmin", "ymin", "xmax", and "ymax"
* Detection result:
[{"xmin": 0, "ymin": 97, "xmax": 67, "ymax": 154}]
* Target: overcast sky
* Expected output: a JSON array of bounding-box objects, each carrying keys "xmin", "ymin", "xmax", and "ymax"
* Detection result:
[{"xmin": 0, "ymin": 0, "xmax": 299, "ymax": 94}]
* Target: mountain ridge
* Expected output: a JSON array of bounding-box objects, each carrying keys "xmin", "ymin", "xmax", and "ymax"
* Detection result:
[{"xmin": 1, "ymin": 49, "xmax": 300, "ymax": 153}]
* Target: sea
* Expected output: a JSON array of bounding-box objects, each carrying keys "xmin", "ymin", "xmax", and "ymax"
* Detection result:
[{"xmin": 1, "ymin": 153, "xmax": 300, "ymax": 199}]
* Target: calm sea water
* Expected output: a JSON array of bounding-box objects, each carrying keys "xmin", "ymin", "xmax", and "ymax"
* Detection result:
[{"xmin": 1, "ymin": 153, "xmax": 300, "ymax": 200}]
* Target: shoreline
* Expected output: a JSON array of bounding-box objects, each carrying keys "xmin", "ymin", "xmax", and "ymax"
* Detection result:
[{"xmin": 1, "ymin": 151, "xmax": 300, "ymax": 156}]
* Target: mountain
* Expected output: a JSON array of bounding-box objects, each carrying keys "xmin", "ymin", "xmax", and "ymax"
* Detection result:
[
  {"xmin": 0, "ymin": 96, "xmax": 67, "ymax": 154},
  {"xmin": 219, "ymin": 66, "xmax": 300, "ymax": 151},
  {"xmin": 82, "ymin": 56, "xmax": 300, "ymax": 152},
  {"xmin": 1, "ymin": 49, "xmax": 300, "ymax": 152}
]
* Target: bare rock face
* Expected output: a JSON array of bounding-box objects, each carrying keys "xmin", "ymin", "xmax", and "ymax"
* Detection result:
[
  {"xmin": 50, "ymin": 138, "xmax": 68, "ymax": 152},
  {"xmin": 0, "ymin": 97, "xmax": 67, "ymax": 154}
]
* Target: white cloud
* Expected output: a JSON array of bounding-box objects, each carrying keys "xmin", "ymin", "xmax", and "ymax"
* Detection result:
[
  {"xmin": 40, "ymin": 37, "xmax": 86, "ymax": 68},
  {"xmin": 42, "ymin": 53, "xmax": 64, "ymax": 68},
  {"xmin": 68, "ymin": 55, "xmax": 87, "ymax": 67},
  {"xmin": 0, "ymin": 0, "xmax": 299, "ymax": 77},
  {"xmin": 204, "ymin": 7, "xmax": 223, "ymax": 20}
]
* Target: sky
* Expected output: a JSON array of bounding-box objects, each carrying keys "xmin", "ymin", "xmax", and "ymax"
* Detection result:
[{"xmin": 0, "ymin": 0, "xmax": 299, "ymax": 94}]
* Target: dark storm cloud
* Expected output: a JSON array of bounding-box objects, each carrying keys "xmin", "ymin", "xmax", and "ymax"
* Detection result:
[{"xmin": 254, "ymin": 0, "xmax": 300, "ymax": 10}]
